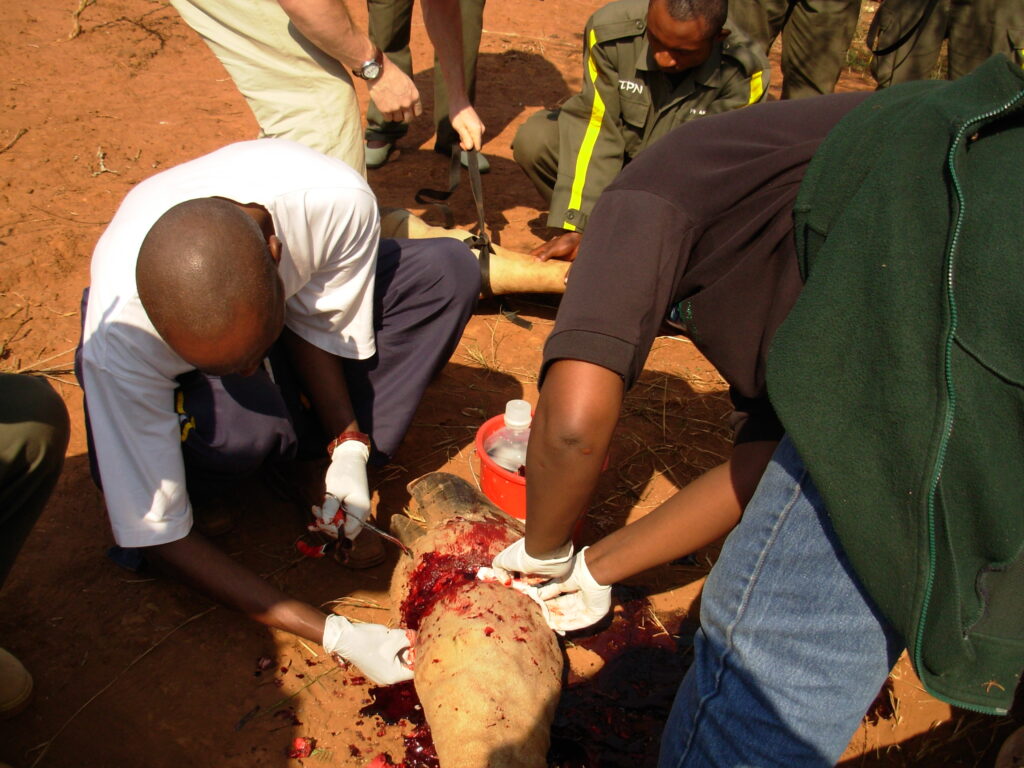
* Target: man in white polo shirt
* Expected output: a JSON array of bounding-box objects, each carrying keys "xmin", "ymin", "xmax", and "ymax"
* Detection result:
[{"xmin": 76, "ymin": 138, "xmax": 479, "ymax": 683}]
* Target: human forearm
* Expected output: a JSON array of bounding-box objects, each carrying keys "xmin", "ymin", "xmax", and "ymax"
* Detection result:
[
  {"xmin": 151, "ymin": 532, "xmax": 413, "ymax": 684},
  {"xmin": 149, "ymin": 531, "xmax": 327, "ymax": 642},
  {"xmin": 421, "ymin": 0, "xmax": 467, "ymax": 109},
  {"xmin": 282, "ymin": 329, "xmax": 373, "ymax": 536},
  {"xmin": 524, "ymin": 360, "xmax": 623, "ymax": 555},
  {"xmin": 584, "ymin": 440, "xmax": 779, "ymax": 585},
  {"xmin": 281, "ymin": 327, "xmax": 358, "ymax": 439},
  {"xmin": 277, "ymin": 0, "xmax": 374, "ymax": 69},
  {"xmin": 421, "ymin": 0, "xmax": 484, "ymax": 149},
  {"xmin": 277, "ymin": 0, "xmax": 420, "ymax": 121}
]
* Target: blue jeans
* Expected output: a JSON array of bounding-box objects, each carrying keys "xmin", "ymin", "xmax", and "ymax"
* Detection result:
[{"xmin": 659, "ymin": 436, "xmax": 905, "ymax": 768}]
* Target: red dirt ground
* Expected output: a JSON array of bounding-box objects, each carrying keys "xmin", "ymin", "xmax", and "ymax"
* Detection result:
[{"xmin": 0, "ymin": 0, "xmax": 1016, "ymax": 766}]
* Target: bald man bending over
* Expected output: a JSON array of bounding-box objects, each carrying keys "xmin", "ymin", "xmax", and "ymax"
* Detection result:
[{"xmin": 76, "ymin": 139, "xmax": 479, "ymax": 684}]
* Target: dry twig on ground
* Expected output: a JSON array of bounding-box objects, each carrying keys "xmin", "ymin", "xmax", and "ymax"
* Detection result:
[
  {"xmin": 0, "ymin": 129, "xmax": 28, "ymax": 156},
  {"xmin": 68, "ymin": 0, "xmax": 97, "ymax": 39}
]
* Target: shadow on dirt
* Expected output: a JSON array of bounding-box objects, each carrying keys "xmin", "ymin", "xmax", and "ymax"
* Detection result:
[
  {"xmin": 406, "ymin": 49, "xmax": 573, "ymax": 154},
  {"xmin": 368, "ymin": 48, "xmax": 571, "ymax": 239},
  {"xmin": 839, "ymin": 708, "xmax": 1021, "ymax": 768}
]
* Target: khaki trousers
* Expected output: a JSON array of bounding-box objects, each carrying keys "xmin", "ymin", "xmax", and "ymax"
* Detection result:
[
  {"xmin": 170, "ymin": 0, "xmax": 366, "ymax": 174},
  {"xmin": 511, "ymin": 108, "xmax": 560, "ymax": 207}
]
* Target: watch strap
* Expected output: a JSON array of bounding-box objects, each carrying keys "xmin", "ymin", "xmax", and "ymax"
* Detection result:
[{"xmin": 352, "ymin": 47, "xmax": 384, "ymax": 80}]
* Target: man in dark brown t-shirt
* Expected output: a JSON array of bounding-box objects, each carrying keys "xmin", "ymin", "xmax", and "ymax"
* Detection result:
[{"xmin": 491, "ymin": 91, "xmax": 870, "ymax": 596}]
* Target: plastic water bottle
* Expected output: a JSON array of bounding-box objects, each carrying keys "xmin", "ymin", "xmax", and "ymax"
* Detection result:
[{"xmin": 484, "ymin": 399, "xmax": 532, "ymax": 474}]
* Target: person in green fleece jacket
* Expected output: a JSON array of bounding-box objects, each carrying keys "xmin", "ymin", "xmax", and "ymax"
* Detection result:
[{"xmin": 491, "ymin": 53, "xmax": 1023, "ymax": 767}]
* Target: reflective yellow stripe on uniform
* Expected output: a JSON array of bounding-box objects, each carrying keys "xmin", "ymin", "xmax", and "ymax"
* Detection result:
[
  {"xmin": 175, "ymin": 390, "xmax": 196, "ymax": 442},
  {"xmin": 564, "ymin": 28, "xmax": 607, "ymax": 232},
  {"xmin": 748, "ymin": 70, "xmax": 765, "ymax": 105}
]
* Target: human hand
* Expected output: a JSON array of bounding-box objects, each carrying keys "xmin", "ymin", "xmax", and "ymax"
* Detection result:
[
  {"xmin": 367, "ymin": 58, "xmax": 423, "ymax": 124},
  {"xmin": 491, "ymin": 537, "xmax": 574, "ymax": 582},
  {"xmin": 322, "ymin": 615, "xmax": 415, "ymax": 685},
  {"xmin": 536, "ymin": 547, "xmax": 612, "ymax": 632},
  {"xmin": 449, "ymin": 101, "xmax": 485, "ymax": 151},
  {"xmin": 530, "ymin": 231, "xmax": 582, "ymax": 262},
  {"xmin": 321, "ymin": 440, "xmax": 371, "ymax": 540}
]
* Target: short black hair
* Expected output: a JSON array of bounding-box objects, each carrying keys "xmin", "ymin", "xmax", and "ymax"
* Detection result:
[
  {"xmin": 137, "ymin": 197, "xmax": 279, "ymax": 349},
  {"xmin": 664, "ymin": 0, "xmax": 727, "ymax": 31}
]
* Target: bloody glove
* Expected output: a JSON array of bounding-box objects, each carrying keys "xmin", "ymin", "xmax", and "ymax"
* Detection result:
[{"xmin": 320, "ymin": 439, "xmax": 371, "ymax": 540}]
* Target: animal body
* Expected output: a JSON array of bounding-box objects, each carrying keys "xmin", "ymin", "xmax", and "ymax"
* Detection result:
[{"xmin": 389, "ymin": 472, "xmax": 563, "ymax": 768}]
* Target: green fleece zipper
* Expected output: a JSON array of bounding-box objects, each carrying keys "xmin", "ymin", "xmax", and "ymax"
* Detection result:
[{"xmin": 918, "ymin": 87, "xmax": 1024, "ymax": 716}]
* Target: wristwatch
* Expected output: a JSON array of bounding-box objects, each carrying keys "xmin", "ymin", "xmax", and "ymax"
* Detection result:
[{"xmin": 352, "ymin": 47, "xmax": 384, "ymax": 81}]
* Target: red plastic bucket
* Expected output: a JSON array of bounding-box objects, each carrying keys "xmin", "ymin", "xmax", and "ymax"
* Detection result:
[
  {"xmin": 474, "ymin": 414, "xmax": 607, "ymax": 537},
  {"xmin": 476, "ymin": 414, "xmax": 527, "ymax": 519}
]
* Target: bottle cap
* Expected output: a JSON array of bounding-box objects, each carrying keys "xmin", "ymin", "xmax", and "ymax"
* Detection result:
[{"xmin": 503, "ymin": 399, "xmax": 532, "ymax": 429}]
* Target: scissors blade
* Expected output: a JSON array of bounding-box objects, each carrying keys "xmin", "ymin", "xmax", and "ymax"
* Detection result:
[
  {"xmin": 320, "ymin": 494, "xmax": 413, "ymax": 558},
  {"xmin": 357, "ymin": 517, "xmax": 414, "ymax": 558}
]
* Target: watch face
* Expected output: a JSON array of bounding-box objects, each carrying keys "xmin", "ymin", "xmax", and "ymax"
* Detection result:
[{"xmin": 362, "ymin": 60, "xmax": 382, "ymax": 79}]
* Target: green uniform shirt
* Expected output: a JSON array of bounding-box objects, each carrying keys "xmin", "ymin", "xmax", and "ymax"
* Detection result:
[{"xmin": 550, "ymin": 0, "xmax": 769, "ymax": 231}]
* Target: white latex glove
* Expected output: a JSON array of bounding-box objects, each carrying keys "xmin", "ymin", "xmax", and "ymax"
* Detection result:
[
  {"xmin": 491, "ymin": 537, "xmax": 574, "ymax": 582},
  {"xmin": 536, "ymin": 547, "xmax": 612, "ymax": 632},
  {"xmin": 321, "ymin": 440, "xmax": 371, "ymax": 540},
  {"xmin": 322, "ymin": 615, "xmax": 415, "ymax": 685}
]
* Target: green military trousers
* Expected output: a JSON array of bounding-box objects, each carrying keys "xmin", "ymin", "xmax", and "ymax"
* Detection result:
[
  {"xmin": 0, "ymin": 374, "xmax": 69, "ymax": 587},
  {"xmin": 365, "ymin": 0, "xmax": 486, "ymax": 150},
  {"xmin": 512, "ymin": 108, "xmax": 560, "ymax": 208},
  {"xmin": 869, "ymin": 0, "xmax": 1024, "ymax": 86},
  {"xmin": 729, "ymin": 0, "xmax": 863, "ymax": 99}
]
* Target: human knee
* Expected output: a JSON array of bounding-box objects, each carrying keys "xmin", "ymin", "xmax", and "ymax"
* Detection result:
[
  {"xmin": 407, "ymin": 239, "xmax": 479, "ymax": 309},
  {"xmin": 177, "ymin": 372, "xmax": 297, "ymax": 478},
  {"xmin": 512, "ymin": 111, "xmax": 556, "ymax": 172},
  {"xmin": 0, "ymin": 375, "xmax": 70, "ymax": 480},
  {"xmin": 424, "ymin": 239, "xmax": 482, "ymax": 309}
]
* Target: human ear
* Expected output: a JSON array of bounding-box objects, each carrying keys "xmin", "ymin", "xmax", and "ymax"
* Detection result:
[{"xmin": 268, "ymin": 234, "xmax": 283, "ymax": 266}]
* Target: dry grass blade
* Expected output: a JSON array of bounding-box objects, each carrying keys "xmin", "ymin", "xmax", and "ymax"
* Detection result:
[
  {"xmin": 325, "ymin": 596, "xmax": 388, "ymax": 611},
  {"xmin": 467, "ymin": 446, "xmax": 483, "ymax": 491},
  {"xmin": 459, "ymin": 318, "xmax": 509, "ymax": 373},
  {"xmin": 1, "ymin": 312, "xmax": 31, "ymax": 357},
  {"xmin": 461, "ymin": 343, "xmax": 498, "ymax": 371},
  {"xmin": 296, "ymin": 639, "xmax": 318, "ymax": 658},
  {"xmin": 375, "ymin": 464, "xmax": 406, "ymax": 482},
  {"xmin": 13, "ymin": 345, "xmax": 78, "ymax": 375},
  {"xmin": 643, "ymin": 602, "xmax": 671, "ymax": 639}
]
